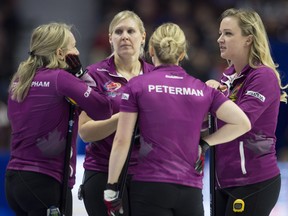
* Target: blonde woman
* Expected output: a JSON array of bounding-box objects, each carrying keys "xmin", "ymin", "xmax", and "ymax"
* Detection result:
[
  {"xmin": 207, "ymin": 8, "xmax": 287, "ymax": 216},
  {"xmin": 78, "ymin": 10, "xmax": 154, "ymax": 216},
  {"xmin": 104, "ymin": 22, "xmax": 251, "ymax": 216},
  {"xmin": 5, "ymin": 22, "xmax": 112, "ymax": 216}
]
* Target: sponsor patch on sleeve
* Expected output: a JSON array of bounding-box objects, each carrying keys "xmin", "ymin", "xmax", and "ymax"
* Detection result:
[
  {"xmin": 245, "ymin": 90, "xmax": 265, "ymax": 102},
  {"xmin": 121, "ymin": 93, "xmax": 130, "ymax": 100}
]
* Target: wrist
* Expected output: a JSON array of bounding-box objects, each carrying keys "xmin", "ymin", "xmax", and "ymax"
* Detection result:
[
  {"xmin": 200, "ymin": 139, "xmax": 210, "ymax": 151},
  {"xmin": 106, "ymin": 183, "xmax": 118, "ymax": 191}
]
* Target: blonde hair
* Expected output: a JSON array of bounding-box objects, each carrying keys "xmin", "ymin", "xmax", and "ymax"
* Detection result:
[
  {"xmin": 109, "ymin": 10, "xmax": 146, "ymax": 57},
  {"xmin": 221, "ymin": 8, "xmax": 288, "ymax": 102},
  {"xmin": 9, "ymin": 22, "xmax": 72, "ymax": 102},
  {"xmin": 149, "ymin": 22, "xmax": 187, "ymax": 64}
]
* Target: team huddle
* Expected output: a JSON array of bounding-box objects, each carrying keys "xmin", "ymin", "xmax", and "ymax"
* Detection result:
[{"xmin": 4, "ymin": 7, "xmax": 287, "ymax": 216}]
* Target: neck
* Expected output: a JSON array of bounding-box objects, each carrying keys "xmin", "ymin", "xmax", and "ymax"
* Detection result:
[
  {"xmin": 232, "ymin": 59, "xmax": 248, "ymax": 75},
  {"xmin": 231, "ymin": 50, "xmax": 249, "ymax": 74},
  {"xmin": 114, "ymin": 56, "xmax": 141, "ymax": 80}
]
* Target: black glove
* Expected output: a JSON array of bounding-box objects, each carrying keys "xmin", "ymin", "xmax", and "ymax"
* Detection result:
[
  {"xmin": 194, "ymin": 139, "xmax": 210, "ymax": 174},
  {"xmin": 65, "ymin": 54, "xmax": 87, "ymax": 78},
  {"xmin": 104, "ymin": 183, "xmax": 123, "ymax": 216}
]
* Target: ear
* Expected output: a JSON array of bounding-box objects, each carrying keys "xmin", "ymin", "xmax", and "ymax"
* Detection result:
[
  {"xmin": 56, "ymin": 48, "xmax": 65, "ymax": 60},
  {"xmin": 245, "ymin": 35, "xmax": 253, "ymax": 46},
  {"xmin": 178, "ymin": 52, "xmax": 186, "ymax": 62}
]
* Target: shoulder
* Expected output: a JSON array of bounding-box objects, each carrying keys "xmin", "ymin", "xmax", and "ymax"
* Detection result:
[
  {"xmin": 251, "ymin": 65, "xmax": 275, "ymax": 75},
  {"xmin": 127, "ymin": 72, "xmax": 152, "ymax": 90},
  {"xmin": 86, "ymin": 57, "xmax": 113, "ymax": 74},
  {"xmin": 141, "ymin": 60, "xmax": 155, "ymax": 74},
  {"xmin": 41, "ymin": 68, "xmax": 70, "ymax": 80},
  {"xmin": 244, "ymin": 66, "xmax": 280, "ymax": 100},
  {"xmin": 247, "ymin": 66, "xmax": 277, "ymax": 84}
]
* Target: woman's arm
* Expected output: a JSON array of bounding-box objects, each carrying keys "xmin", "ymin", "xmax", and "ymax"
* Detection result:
[
  {"xmin": 203, "ymin": 100, "xmax": 251, "ymax": 146},
  {"xmin": 107, "ymin": 112, "xmax": 138, "ymax": 184},
  {"xmin": 78, "ymin": 111, "xmax": 120, "ymax": 142}
]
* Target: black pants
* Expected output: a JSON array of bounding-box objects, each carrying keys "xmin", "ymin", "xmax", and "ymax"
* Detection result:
[
  {"xmin": 215, "ymin": 174, "xmax": 281, "ymax": 216},
  {"xmin": 5, "ymin": 170, "xmax": 72, "ymax": 216},
  {"xmin": 130, "ymin": 181, "xmax": 204, "ymax": 216},
  {"xmin": 81, "ymin": 170, "xmax": 130, "ymax": 216}
]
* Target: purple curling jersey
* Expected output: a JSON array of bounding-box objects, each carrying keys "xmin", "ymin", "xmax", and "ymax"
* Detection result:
[
  {"xmin": 7, "ymin": 68, "xmax": 112, "ymax": 188},
  {"xmin": 120, "ymin": 65, "xmax": 228, "ymax": 189},
  {"xmin": 215, "ymin": 65, "xmax": 281, "ymax": 188},
  {"xmin": 83, "ymin": 56, "xmax": 154, "ymax": 173}
]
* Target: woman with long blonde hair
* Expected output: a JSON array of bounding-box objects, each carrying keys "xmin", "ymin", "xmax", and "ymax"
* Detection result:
[
  {"xmin": 207, "ymin": 8, "xmax": 287, "ymax": 216},
  {"xmin": 5, "ymin": 22, "xmax": 111, "ymax": 216}
]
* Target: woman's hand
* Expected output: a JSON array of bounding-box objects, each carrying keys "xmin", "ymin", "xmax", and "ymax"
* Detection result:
[{"xmin": 206, "ymin": 79, "xmax": 227, "ymax": 92}]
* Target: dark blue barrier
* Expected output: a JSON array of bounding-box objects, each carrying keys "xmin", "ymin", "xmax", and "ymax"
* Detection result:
[
  {"xmin": 77, "ymin": 135, "xmax": 87, "ymax": 155},
  {"xmin": 0, "ymin": 151, "xmax": 13, "ymax": 216}
]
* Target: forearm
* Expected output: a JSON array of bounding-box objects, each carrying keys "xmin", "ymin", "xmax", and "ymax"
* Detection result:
[
  {"xmin": 107, "ymin": 111, "xmax": 138, "ymax": 184},
  {"xmin": 203, "ymin": 123, "xmax": 249, "ymax": 146},
  {"xmin": 107, "ymin": 139, "xmax": 129, "ymax": 184},
  {"xmin": 79, "ymin": 113, "xmax": 119, "ymax": 142},
  {"xmin": 203, "ymin": 100, "xmax": 251, "ymax": 146}
]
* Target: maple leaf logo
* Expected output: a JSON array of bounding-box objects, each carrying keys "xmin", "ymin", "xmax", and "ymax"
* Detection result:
[{"xmin": 36, "ymin": 129, "xmax": 66, "ymax": 157}]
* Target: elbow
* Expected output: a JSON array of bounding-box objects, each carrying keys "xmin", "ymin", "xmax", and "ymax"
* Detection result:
[
  {"xmin": 78, "ymin": 127, "xmax": 91, "ymax": 143},
  {"xmin": 243, "ymin": 117, "xmax": 252, "ymax": 134},
  {"xmin": 78, "ymin": 125, "xmax": 104, "ymax": 142},
  {"xmin": 246, "ymin": 121, "xmax": 252, "ymax": 133}
]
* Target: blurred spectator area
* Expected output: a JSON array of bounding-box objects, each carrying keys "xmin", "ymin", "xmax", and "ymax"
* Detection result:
[
  {"xmin": 0, "ymin": 0, "xmax": 20, "ymax": 103},
  {"xmin": 0, "ymin": 101, "xmax": 10, "ymax": 150}
]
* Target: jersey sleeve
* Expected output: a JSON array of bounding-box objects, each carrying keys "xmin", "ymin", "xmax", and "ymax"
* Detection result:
[{"xmin": 56, "ymin": 70, "xmax": 112, "ymax": 120}]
